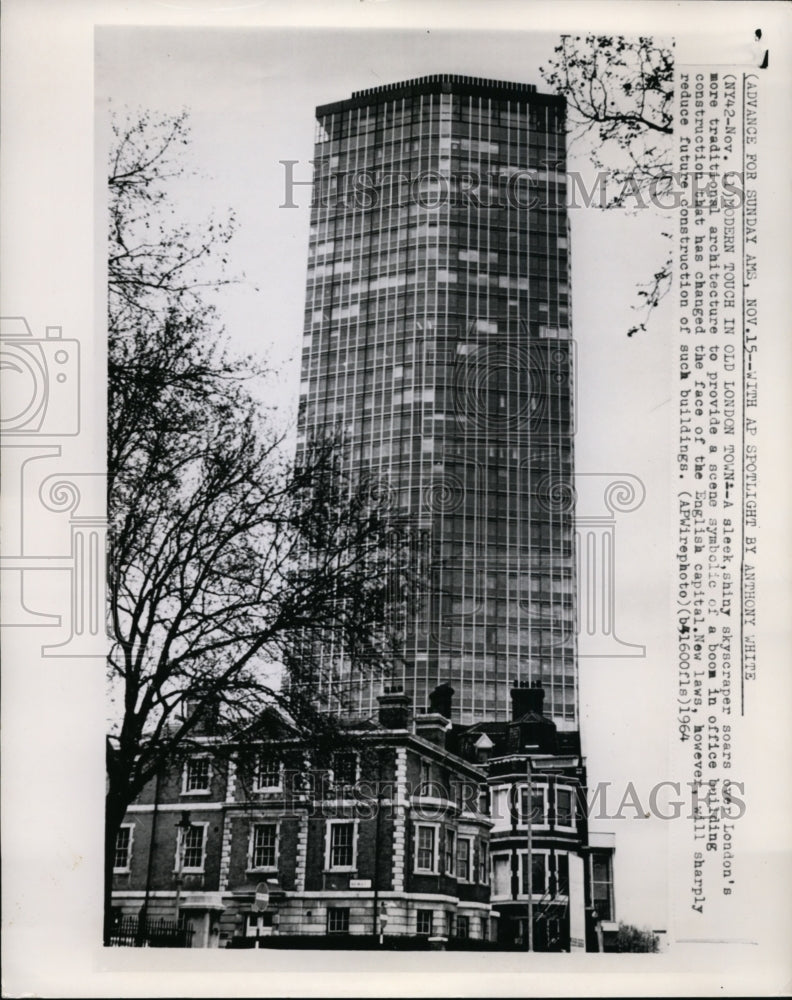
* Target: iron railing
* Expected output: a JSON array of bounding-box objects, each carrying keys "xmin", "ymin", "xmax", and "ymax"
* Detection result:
[{"xmin": 108, "ymin": 914, "xmax": 194, "ymax": 948}]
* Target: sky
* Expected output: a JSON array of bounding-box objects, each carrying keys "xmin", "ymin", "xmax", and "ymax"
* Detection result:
[{"xmin": 96, "ymin": 25, "xmax": 675, "ymax": 930}]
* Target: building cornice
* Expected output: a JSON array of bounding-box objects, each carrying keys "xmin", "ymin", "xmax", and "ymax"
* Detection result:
[{"xmin": 317, "ymin": 74, "xmax": 564, "ymax": 117}]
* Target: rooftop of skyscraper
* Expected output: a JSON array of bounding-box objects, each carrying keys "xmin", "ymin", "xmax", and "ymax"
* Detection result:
[{"xmin": 316, "ymin": 73, "xmax": 564, "ymax": 116}]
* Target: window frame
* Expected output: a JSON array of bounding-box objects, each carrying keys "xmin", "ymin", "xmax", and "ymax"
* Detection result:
[
  {"xmin": 174, "ymin": 821, "xmax": 209, "ymax": 874},
  {"xmin": 456, "ymin": 835, "xmax": 473, "ymax": 882},
  {"xmin": 254, "ymin": 754, "xmax": 283, "ymax": 793},
  {"xmin": 330, "ymin": 750, "xmax": 359, "ymax": 791},
  {"xmin": 456, "ymin": 914, "xmax": 470, "ymax": 939},
  {"xmin": 245, "ymin": 912, "xmax": 274, "ymax": 936},
  {"xmin": 518, "ymin": 783, "xmax": 549, "ymax": 831},
  {"xmin": 590, "ymin": 851, "xmax": 615, "ymax": 922},
  {"xmin": 113, "ymin": 823, "xmax": 134, "ymax": 873},
  {"xmin": 491, "ymin": 852, "xmax": 512, "ymax": 899},
  {"xmin": 419, "ymin": 759, "xmax": 432, "ymax": 795},
  {"xmin": 413, "ymin": 822, "xmax": 440, "ymax": 874},
  {"xmin": 477, "ymin": 840, "xmax": 489, "ymax": 885},
  {"xmin": 324, "ymin": 819, "xmax": 358, "ymax": 872},
  {"xmin": 326, "ymin": 906, "xmax": 350, "ymax": 934},
  {"xmin": 519, "ymin": 849, "xmax": 550, "ymax": 898},
  {"xmin": 444, "ymin": 828, "xmax": 457, "ymax": 878},
  {"xmin": 554, "ymin": 785, "xmax": 577, "ymax": 831},
  {"xmin": 416, "ymin": 909, "xmax": 434, "ymax": 936},
  {"xmin": 182, "ymin": 755, "xmax": 212, "ymax": 796},
  {"xmin": 555, "ymin": 851, "xmax": 570, "ymax": 897},
  {"xmin": 247, "ymin": 821, "xmax": 279, "ymax": 872}
]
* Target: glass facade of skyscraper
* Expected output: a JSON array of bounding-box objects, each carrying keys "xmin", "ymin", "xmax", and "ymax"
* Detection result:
[{"xmin": 297, "ymin": 76, "xmax": 577, "ymax": 727}]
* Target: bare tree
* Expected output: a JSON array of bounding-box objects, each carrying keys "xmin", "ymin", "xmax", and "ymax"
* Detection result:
[
  {"xmin": 541, "ymin": 35, "xmax": 674, "ymax": 335},
  {"xmin": 108, "ymin": 108, "xmax": 238, "ymax": 328},
  {"xmin": 105, "ymin": 109, "xmax": 412, "ymax": 941}
]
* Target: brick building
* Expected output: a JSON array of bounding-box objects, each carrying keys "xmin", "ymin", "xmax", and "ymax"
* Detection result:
[
  {"xmin": 111, "ymin": 686, "xmax": 496, "ymax": 948},
  {"xmin": 111, "ymin": 682, "xmax": 614, "ymax": 950},
  {"xmin": 451, "ymin": 682, "xmax": 615, "ymax": 951}
]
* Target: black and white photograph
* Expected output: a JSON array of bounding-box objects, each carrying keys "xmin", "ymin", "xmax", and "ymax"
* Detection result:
[{"xmin": 1, "ymin": 1, "xmax": 790, "ymax": 996}]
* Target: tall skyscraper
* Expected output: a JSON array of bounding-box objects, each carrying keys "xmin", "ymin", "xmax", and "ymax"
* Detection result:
[{"xmin": 297, "ymin": 75, "xmax": 576, "ymax": 727}]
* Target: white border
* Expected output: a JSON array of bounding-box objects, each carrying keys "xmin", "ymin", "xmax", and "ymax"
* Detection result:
[{"xmin": 2, "ymin": 1, "xmax": 790, "ymax": 996}]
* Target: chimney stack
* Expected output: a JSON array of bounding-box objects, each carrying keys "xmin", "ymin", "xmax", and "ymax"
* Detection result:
[
  {"xmin": 428, "ymin": 682, "xmax": 454, "ymax": 720},
  {"xmin": 414, "ymin": 712, "xmax": 451, "ymax": 747},
  {"xmin": 510, "ymin": 680, "xmax": 545, "ymax": 720},
  {"xmin": 415, "ymin": 684, "xmax": 454, "ymax": 746},
  {"xmin": 377, "ymin": 686, "xmax": 411, "ymax": 730}
]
